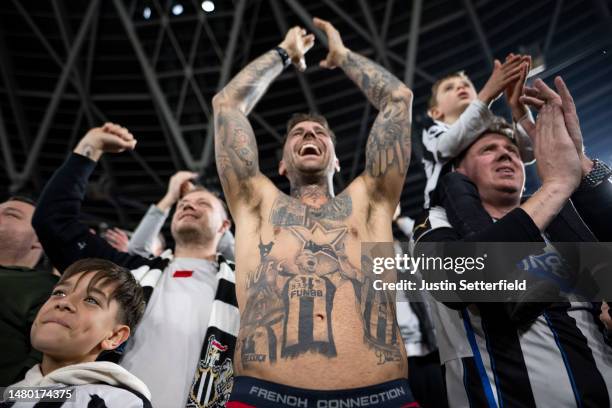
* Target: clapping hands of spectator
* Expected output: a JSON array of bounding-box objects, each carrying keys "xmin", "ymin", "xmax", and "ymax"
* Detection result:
[
  {"xmin": 521, "ymin": 76, "xmax": 593, "ymax": 176},
  {"xmin": 478, "ymin": 54, "xmax": 528, "ymax": 106},
  {"xmin": 504, "ymin": 53, "xmax": 531, "ymax": 119}
]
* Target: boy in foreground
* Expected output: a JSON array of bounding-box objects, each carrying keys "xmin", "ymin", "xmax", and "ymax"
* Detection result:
[{"xmin": 2, "ymin": 258, "xmax": 151, "ymax": 408}]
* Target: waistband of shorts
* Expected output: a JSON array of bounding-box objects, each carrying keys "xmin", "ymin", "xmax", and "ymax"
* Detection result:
[{"xmin": 228, "ymin": 376, "xmax": 419, "ymax": 408}]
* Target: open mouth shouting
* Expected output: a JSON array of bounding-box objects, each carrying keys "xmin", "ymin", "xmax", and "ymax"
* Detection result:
[{"xmin": 298, "ymin": 143, "xmax": 323, "ymax": 158}]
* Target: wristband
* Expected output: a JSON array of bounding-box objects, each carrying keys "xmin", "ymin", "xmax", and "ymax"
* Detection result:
[
  {"xmin": 274, "ymin": 46, "xmax": 291, "ymax": 68},
  {"xmin": 578, "ymin": 159, "xmax": 612, "ymax": 190}
]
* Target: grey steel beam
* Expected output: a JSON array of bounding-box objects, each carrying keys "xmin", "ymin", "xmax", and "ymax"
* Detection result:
[
  {"xmin": 252, "ymin": 113, "xmax": 283, "ymax": 143},
  {"xmin": 64, "ymin": 107, "xmax": 84, "ymax": 160},
  {"xmin": 0, "ymin": 99, "xmax": 17, "ymax": 184},
  {"xmin": 284, "ymin": 0, "xmax": 435, "ymax": 83},
  {"xmin": 269, "ymin": 0, "xmax": 318, "ymax": 113},
  {"xmin": 591, "ymin": 0, "xmax": 611, "ymax": 20},
  {"xmin": 0, "ymin": 89, "xmax": 78, "ymax": 100},
  {"xmin": 357, "ymin": 0, "xmax": 391, "ymax": 68},
  {"xmin": 51, "ymin": 0, "xmax": 95, "ymax": 126},
  {"xmin": 15, "ymin": 0, "xmax": 100, "ymax": 188},
  {"xmin": 282, "ymin": 0, "xmax": 328, "ymax": 48},
  {"xmin": 200, "ymin": 16, "xmax": 224, "ymax": 61},
  {"xmin": 87, "ymin": 103, "xmax": 166, "ymax": 188},
  {"xmin": 380, "ymin": 0, "xmax": 396, "ymax": 42},
  {"xmin": 320, "ymin": 0, "xmax": 387, "ymax": 63},
  {"xmin": 0, "ymin": 26, "xmax": 31, "ymax": 154},
  {"xmin": 113, "ymin": 0, "xmax": 196, "ymax": 169},
  {"xmin": 84, "ymin": 1, "xmax": 101, "ymax": 95},
  {"xmin": 9, "ymin": 0, "xmax": 107, "ymax": 114},
  {"xmin": 188, "ymin": 76, "xmax": 213, "ymax": 122},
  {"xmin": 404, "ymin": 0, "xmax": 423, "ymax": 87},
  {"xmin": 129, "ymin": 0, "xmax": 139, "ymax": 18},
  {"xmin": 11, "ymin": 0, "xmax": 165, "ymax": 192},
  {"xmin": 462, "ymin": 0, "xmax": 493, "ymax": 67},
  {"xmin": 52, "ymin": 0, "xmax": 126, "ymax": 215},
  {"xmin": 10, "ymin": 0, "xmax": 66, "ymax": 69},
  {"xmin": 151, "ymin": 15, "xmax": 167, "ymax": 67},
  {"xmin": 152, "ymin": 0, "xmax": 188, "ymax": 66},
  {"xmin": 155, "ymin": 0, "xmax": 214, "ymax": 129},
  {"xmin": 239, "ymin": 0, "xmax": 263, "ymax": 67},
  {"xmin": 154, "ymin": 101, "xmax": 183, "ymax": 171},
  {"xmin": 387, "ymin": 10, "xmax": 465, "ymax": 48},
  {"xmin": 92, "ymin": 93, "xmax": 151, "ymax": 101},
  {"xmin": 176, "ymin": 1, "xmax": 205, "ymax": 120},
  {"xmin": 200, "ymin": 0, "xmax": 248, "ymax": 169},
  {"xmin": 543, "ymin": 0, "xmax": 563, "ymax": 56}
]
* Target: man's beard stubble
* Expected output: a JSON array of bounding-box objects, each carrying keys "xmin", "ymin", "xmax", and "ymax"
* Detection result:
[{"xmin": 174, "ymin": 222, "xmax": 215, "ymax": 247}]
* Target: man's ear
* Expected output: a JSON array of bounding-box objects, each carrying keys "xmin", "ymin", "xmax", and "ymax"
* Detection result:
[
  {"xmin": 279, "ymin": 159, "xmax": 287, "ymax": 176},
  {"xmin": 455, "ymin": 166, "xmax": 467, "ymax": 176},
  {"xmin": 219, "ymin": 219, "xmax": 231, "ymax": 235},
  {"xmin": 334, "ymin": 157, "xmax": 340, "ymax": 173},
  {"xmin": 101, "ymin": 325, "xmax": 130, "ymax": 351},
  {"xmin": 428, "ymin": 106, "xmax": 444, "ymax": 121},
  {"xmin": 31, "ymin": 238, "xmax": 42, "ymax": 251}
]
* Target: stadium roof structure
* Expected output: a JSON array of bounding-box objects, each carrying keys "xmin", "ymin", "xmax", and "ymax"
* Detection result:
[{"xmin": 0, "ymin": 0, "xmax": 610, "ymax": 231}]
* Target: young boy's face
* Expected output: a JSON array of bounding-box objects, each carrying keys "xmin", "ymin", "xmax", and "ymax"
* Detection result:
[
  {"xmin": 430, "ymin": 76, "xmax": 477, "ymax": 121},
  {"xmin": 31, "ymin": 271, "xmax": 129, "ymax": 362}
]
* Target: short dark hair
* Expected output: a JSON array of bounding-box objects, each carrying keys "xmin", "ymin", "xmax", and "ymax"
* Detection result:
[
  {"xmin": 454, "ymin": 117, "xmax": 516, "ymax": 168},
  {"xmin": 59, "ymin": 258, "xmax": 145, "ymax": 332},
  {"xmin": 284, "ymin": 113, "xmax": 336, "ymax": 146},
  {"xmin": 428, "ymin": 71, "xmax": 473, "ymax": 110},
  {"xmin": 7, "ymin": 195, "xmax": 36, "ymax": 207}
]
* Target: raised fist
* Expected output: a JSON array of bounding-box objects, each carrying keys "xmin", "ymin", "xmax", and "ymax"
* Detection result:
[{"xmin": 74, "ymin": 122, "xmax": 136, "ymax": 161}]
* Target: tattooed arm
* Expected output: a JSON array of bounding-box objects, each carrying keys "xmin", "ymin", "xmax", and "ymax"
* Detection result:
[
  {"xmin": 314, "ymin": 18, "xmax": 413, "ymax": 208},
  {"xmin": 213, "ymin": 27, "xmax": 315, "ymax": 212}
]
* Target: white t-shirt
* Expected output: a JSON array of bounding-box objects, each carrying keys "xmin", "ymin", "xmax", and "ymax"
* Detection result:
[{"xmin": 121, "ymin": 258, "xmax": 218, "ymax": 408}]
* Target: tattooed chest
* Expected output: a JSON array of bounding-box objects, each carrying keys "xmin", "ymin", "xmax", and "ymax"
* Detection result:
[
  {"xmin": 244, "ymin": 193, "xmax": 356, "ymax": 292},
  {"xmin": 237, "ymin": 193, "xmax": 402, "ymax": 367}
]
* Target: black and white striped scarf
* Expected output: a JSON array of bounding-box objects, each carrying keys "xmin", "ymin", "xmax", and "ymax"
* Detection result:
[
  {"xmin": 103, "ymin": 256, "xmax": 239, "ymax": 408},
  {"xmin": 185, "ymin": 257, "xmax": 238, "ymax": 408}
]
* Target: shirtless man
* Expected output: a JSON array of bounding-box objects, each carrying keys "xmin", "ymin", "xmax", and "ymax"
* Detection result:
[{"xmin": 213, "ymin": 18, "xmax": 417, "ymax": 407}]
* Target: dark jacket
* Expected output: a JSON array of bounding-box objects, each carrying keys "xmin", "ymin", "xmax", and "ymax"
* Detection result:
[
  {"xmin": 420, "ymin": 172, "xmax": 612, "ymax": 244},
  {"xmin": 0, "ymin": 265, "xmax": 58, "ymax": 386},
  {"xmin": 414, "ymin": 173, "xmax": 612, "ymax": 320},
  {"xmin": 32, "ymin": 153, "xmax": 168, "ymax": 274}
]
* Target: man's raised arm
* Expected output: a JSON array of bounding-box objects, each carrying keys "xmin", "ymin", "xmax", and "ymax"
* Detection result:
[
  {"xmin": 212, "ymin": 27, "xmax": 314, "ymax": 213},
  {"xmin": 314, "ymin": 18, "xmax": 413, "ymax": 209}
]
